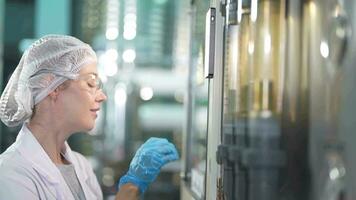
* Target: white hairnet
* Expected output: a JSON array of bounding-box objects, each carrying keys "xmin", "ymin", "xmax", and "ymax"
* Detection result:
[{"xmin": 0, "ymin": 34, "xmax": 97, "ymax": 127}]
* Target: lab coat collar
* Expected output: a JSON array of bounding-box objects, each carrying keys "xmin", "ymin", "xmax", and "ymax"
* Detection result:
[
  {"xmin": 16, "ymin": 124, "xmax": 62, "ymax": 184},
  {"xmin": 15, "ymin": 124, "xmax": 89, "ymax": 184}
]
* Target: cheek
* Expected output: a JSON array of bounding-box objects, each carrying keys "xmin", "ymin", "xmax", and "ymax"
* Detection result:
[
  {"xmin": 63, "ymin": 93, "xmax": 95, "ymax": 130},
  {"xmin": 74, "ymin": 93, "xmax": 93, "ymax": 110},
  {"xmin": 60, "ymin": 91, "xmax": 93, "ymax": 113}
]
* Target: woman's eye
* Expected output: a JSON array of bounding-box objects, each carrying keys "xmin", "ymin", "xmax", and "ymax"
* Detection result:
[{"xmin": 87, "ymin": 81, "xmax": 96, "ymax": 88}]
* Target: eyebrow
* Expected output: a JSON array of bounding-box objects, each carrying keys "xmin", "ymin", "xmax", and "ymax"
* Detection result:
[{"xmin": 82, "ymin": 72, "xmax": 98, "ymax": 77}]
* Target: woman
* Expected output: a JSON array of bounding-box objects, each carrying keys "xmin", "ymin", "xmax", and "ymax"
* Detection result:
[{"xmin": 0, "ymin": 35, "xmax": 179, "ymax": 200}]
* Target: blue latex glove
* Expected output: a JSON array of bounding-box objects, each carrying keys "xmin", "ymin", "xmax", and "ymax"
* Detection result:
[{"xmin": 118, "ymin": 137, "xmax": 179, "ymax": 194}]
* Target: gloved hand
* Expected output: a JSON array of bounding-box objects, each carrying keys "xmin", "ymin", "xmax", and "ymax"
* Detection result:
[{"xmin": 118, "ymin": 137, "xmax": 179, "ymax": 194}]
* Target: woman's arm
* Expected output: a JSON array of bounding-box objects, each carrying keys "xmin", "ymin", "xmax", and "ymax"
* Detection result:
[{"xmin": 115, "ymin": 183, "xmax": 140, "ymax": 200}]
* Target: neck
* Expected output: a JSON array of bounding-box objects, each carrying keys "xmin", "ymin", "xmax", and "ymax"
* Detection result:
[{"xmin": 27, "ymin": 120, "xmax": 71, "ymax": 165}]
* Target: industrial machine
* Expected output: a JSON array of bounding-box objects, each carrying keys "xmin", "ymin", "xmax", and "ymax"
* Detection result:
[{"xmin": 182, "ymin": 0, "xmax": 356, "ymax": 199}]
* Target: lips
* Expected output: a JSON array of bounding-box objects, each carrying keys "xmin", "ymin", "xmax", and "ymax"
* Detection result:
[
  {"xmin": 90, "ymin": 108, "xmax": 100, "ymax": 112},
  {"xmin": 90, "ymin": 108, "xmax": 100, "ymax": 118}
]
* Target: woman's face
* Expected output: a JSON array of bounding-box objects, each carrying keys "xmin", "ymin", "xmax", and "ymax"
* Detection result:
[{"xmin": 57, "ymin": 63, "xmax": 107, "ymax": 132}]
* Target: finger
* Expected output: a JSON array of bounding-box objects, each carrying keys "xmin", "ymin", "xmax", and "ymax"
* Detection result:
[
  {"xmin": 151, "ymin": 154, "xmax": 166, "ymax": 167},
  {"xmin": 162, "ymin": 153, "xmax": 179, "ymax": 163},
  {"xmin": 161, "ymin": 148, "xmax": 179, "ymax": 162},
  {"xmin": 138, "ymin": 138, "xmax": 169, "ymax": 152},
  {"xmin": 145, "ymin": 137, "xmax": 168, "ymax": 146},
  {"xmin": 141, "ymin": 140, "xmax": 174, "ymax": 150},
  {"xmin": 146, "ymin": 146, "xmax": 177, "ymax": 164},
  {"xmin": 154, "ymin": 143, "xmax": 177, "ymax": 155}
]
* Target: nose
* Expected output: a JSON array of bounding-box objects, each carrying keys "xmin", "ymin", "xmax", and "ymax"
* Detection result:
[{"xmin": 96, "ymin": 89, "xmax": 107, "ymax": 102}]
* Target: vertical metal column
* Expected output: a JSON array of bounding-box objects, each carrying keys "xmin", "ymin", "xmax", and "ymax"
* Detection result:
[
  {"xmin": 205, "ymin": 0, "xmax": 225, "ymax": 199},
  {"xmin": 341, "ymin": 2, "xmax": 356, "ymax": 200}
]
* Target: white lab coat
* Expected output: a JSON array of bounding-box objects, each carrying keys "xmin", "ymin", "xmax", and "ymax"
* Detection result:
[{"xmin": 0, "ymin": 124, "xmax": 103, "ymax": 200}]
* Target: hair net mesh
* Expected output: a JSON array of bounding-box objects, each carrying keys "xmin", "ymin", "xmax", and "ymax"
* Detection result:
[{"xmin": 0, "ymin": 34, "xmax": 97, "ymax": 127}]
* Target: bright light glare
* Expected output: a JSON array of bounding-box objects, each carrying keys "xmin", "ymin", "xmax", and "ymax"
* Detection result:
[
  {"xmin": 264, "ymin": 34, "xmax": 271, "ymax": 54},
  {"xmin": 122, "ymin": 49, "xmax": 136, "ymax": 63},
  {"xmin": 309, "ymin": 2, "xmax": 317, "ymax": 18},
  {"xmin": 98, "ymin": 73, "xmax": 108, "ymax": 83},
  {"xmin": 104, "ymin": 63, "xmax": 118, "ymax": 77},
  {"xmin": 123, "ymin": 14, "xmax": 137, "ymax": 40},
  {"xmin": 106, "ymin": 49, "xmax": 118, "ymax": 60},
  {"xmin": 140, "ymin": 87, "xmax": 153, "ymax": 101},
  {"xmin": 251, "ymin": 0, "xmax": 258, "ymax": 22},
  {"xmin": 320, "ymin": 41, "xmax": 329, "ymax": 58},
  {"xmin": 115, "ymin": 87, "xmax": 127, "ymax": 106},
  {"xmin": 124, "ymin": 21, "xmax": 136, "ymax": 30},
  {"xmin": 106, "ymin": 27, "xmax": 118, "ymax": 40},
  {"xmin": 248, "ymin": 41, "xmax": 254, "ymax": 55},
  {"xmin": 124, "ymin": 13, "xmax": 136, "ymax": 23},
  {"xmin": 237, "ymin": 0, "xmax": 242, "ymax": 23},
  {"xmin": 123, "ymin": 29, "xmax": 136, "ymax": 40},
  {"xmin": 99, "ymin": 53, "xmax": 118, "ymax": 77},
  {"xmin": 329, "ymin": 168, "xmax": 340, "ymax": 180}
]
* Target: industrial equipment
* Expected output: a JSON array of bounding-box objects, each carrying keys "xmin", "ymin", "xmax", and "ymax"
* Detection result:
[{"xmin": 182, "ymin": 0, "xmax": 356, "ymax": 199}]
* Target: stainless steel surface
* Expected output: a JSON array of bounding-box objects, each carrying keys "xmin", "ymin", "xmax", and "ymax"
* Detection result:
[
  {"xmin": 206, "ymin": 0, "xmax": 225, "ymax": 199},
  {"xmin": 212, "ymin": 0, "xmax": 355, "ymax": 199},
  {"xmin": 204, "ymin": 7, "xmax": 216, "ymax": 78}
]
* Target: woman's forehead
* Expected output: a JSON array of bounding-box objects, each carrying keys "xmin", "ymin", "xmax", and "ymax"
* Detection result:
[{"xmin": 78, "ymin": 63, "xmax": 98, "ymax": 75}]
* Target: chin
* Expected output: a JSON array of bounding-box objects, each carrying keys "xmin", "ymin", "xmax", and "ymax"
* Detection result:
[
  {"xmin": 78, "ymin": 120, "xmax": 95, "ymax": 132},
  {"xmin": 84, "ymin": 124, "xmax": 95, "ymax": 132}
]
